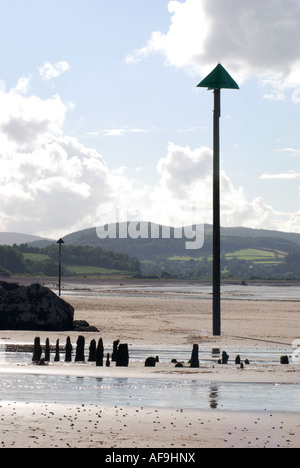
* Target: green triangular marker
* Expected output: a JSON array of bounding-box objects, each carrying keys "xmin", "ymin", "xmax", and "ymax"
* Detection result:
[{"xmin": 197, "ymin": 64, "xmax": 239, "ymax": 90}]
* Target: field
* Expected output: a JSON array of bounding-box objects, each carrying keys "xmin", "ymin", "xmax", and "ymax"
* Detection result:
[
  {"xmin": 225, "ymin": 248, "xmax": 285, "ymax": 264},
  {"xmin": 23, "ymin": 253, "xmax": 131, "ymax": 276},
  {"xmin": 168, "ymin": 248, "xmax": 286, "ymax": 265}
]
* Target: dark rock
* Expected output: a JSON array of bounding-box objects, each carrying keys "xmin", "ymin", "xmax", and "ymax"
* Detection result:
[
  {"xmin": 175, "ymin": 362, "xmax": 184, "ymax": 368},
  {"xmin": 235, "ymin": 355, "xmax": 241, "ymax": 365},
  {"xmin": 222, "ymin": 351, "xmax": 229, "ymax": 364},
  {"xmin": 0, "ymin": 281, "xmax": 74, "ymax": 331},
  {"xmin": 73, "ymin": 320, "xmax": 99, "ymax": 332},
  {"xmin": 280, "ymin": 355, "xmax": 289, "ymax": 365},
  {"xmin": 145, "ymin": 357, "xmax": 156, "ymax": 367}
]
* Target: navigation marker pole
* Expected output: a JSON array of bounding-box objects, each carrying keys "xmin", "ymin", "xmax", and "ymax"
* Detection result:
[{"xmin": 197, "ymin": 64, "xmax": 239, "ymax": 336}]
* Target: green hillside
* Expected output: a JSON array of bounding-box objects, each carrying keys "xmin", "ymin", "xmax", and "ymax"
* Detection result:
[
  {"xmin": 61, "ymin": 223, "xmax": 300, "ymax": 280},
  {"xmin": 1, "ymin": 223, "xmax": 299, "ymax": 280}
]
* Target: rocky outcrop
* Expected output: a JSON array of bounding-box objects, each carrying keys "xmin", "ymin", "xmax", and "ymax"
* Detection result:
[{"xmin": 0, "ymin": 281, "xmax": 74, "ymax": 331}]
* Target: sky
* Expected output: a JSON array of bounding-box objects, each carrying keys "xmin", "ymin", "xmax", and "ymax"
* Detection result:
[{"xmin": 0, "ymin": 0, "xmax": 300, "ymax": 239}]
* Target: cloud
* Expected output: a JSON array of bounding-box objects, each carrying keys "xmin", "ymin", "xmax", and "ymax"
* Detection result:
[
  {"xmin": 127, "ymin": 0, "xmax": 300, "ymax": 94},
  {"xmin": 260, "ymin": 171, "xmax": 300, "ymax": 180},
  {"xmin": 146, "ymin": 142, "xmax": 283, "ymax": 231},
  {"xmin": 86, "ymin": 127, "xmax": 147, "ymax": 138},
  {"xmin": 0, "ymin": 88, "xmax": 118, "ymax": 237},
  {"xmin": 283, "ymin": 210, "xmax": 300, "ymax": 233},
  {"xmin": 39, "ymin": 61, "xmax": 70, "ymax": 81},
  {"xmin": 274, "ymin": 148, "xmax": 300, "ymax": 154}
]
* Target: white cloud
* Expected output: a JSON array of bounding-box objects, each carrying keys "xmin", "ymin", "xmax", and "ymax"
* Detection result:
[
  {"xmin": 13, "ymin": 76, "xmax": 31, "ymax": 95},
  {"xmin": 0, "ymin": 88, "xmax": 118, "ymax": 237},
  {"xmin": 260, "ymin": 171, "xmax": 300, "ymax": 180},
  {"xmin": 127, "ymin": 0, "xmax": 300, "ymax": 96},
  {"xmin": 274, "ymin": 148, "xmax": 300, "ymax": 154},
  {"xmin": 39, "ymin": 61, "xmax": 70, "ymax": 81},
  {"xmin": 145, "ymin": 142, "xmax": 283, "ymax": 231},
  {"xmin": 87, "ymin": 127, "xmax": 147, "ymax": 137}
]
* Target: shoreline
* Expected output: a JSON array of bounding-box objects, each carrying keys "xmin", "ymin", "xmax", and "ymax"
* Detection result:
[{"xmin": 1, "ymin": 359, "xmax": 300, "ymax": 384}]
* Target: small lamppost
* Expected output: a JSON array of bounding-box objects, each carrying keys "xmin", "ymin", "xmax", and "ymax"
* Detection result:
[{"xmin": 57, "ymin": 238, "xmax": 65, "ymax": 297}]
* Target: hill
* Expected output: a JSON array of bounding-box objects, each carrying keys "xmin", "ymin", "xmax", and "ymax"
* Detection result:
[
  {"xmin": 61, "ymin": 223, "xmax": 300, "ymax": 279},
  {"xmin": 63, "ymin": 223, "xmax": 300, "ymax": 256},
  {"xmin": 0, "ymin": 232, "xmax": 54, "ymax": 247},
  {"xmin": 1, "ymin": 224, "xmax": 299, "ymax": 279}
]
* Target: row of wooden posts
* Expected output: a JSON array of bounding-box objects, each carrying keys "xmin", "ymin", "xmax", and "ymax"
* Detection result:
[{"xmin": 32, "ymin": 337, "xmax": 129, "ymax": 367}]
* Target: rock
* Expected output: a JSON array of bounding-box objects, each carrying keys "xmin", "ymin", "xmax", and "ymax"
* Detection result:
[
  {"xmin": 222, "ymin": 351, "xmax": 229, "ymax": 364},
  {"xmin": 0, "ymin": 281, "xmax": 74, "ymax": 331},
  {"xmin": 235, "ymin": 355, "xmax": 241, "ymax": 365},
  {"xmin": 280, "ymin": 355, "xmax": 289, "ymax": 365},
  {"xmin": 145, "ymin": 357, "xmax": 156, "ymax": 367},
  {"xmin": 73, "ymin": 320, "xmax": 99, "ymax": 332}
]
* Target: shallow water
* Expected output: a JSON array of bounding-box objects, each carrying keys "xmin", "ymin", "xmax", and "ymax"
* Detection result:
[
  {"xmin": 0, "ymin": 373, "xmax": 299, "ymax": 413},
  {"xmin": 56, "ymin": 283, "xmax": 300, "ymax": 301},
  {"xmin": 0, "ymin": 346, "xmax": 291, "ymax": 366}
]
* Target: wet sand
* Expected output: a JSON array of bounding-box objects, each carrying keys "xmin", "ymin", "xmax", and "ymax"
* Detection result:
[{"xmin": 1, "ymin": 401, "xmax": 300, "ymax": 448}]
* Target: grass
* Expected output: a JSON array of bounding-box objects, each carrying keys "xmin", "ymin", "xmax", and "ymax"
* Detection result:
[
  {"xmin": 23, "ymin": 253, "xmax": 51, "ymax": 261},
  {"xmin": 225, "ymin": 248, "xmax": 285, "ymax": 264},
  {"xmin": 65, "ymin": 265, "xmax": 131, "ymax": 276},
  {"xmin": 23, "ymin": 252, "xmax": 133, "ymax": 276}
]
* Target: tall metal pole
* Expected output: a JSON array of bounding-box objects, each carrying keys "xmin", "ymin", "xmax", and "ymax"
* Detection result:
[
  {"xmin": 213, "ymin": 89, "xmax": 221, "ymax": 336},
  {"xmin": 197, "ymin": 64, "xmax": 239, "ymax": 337}
]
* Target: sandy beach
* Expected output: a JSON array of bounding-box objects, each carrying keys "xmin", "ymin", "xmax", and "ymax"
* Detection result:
[{"xmin": 0, "ymin": 280, "xmax": 299, "ymax": 449}]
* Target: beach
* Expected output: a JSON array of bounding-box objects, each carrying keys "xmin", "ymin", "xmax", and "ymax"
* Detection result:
[{"xmin": 0, "ymin": 280, "xmax": 300, "ymax": 449}]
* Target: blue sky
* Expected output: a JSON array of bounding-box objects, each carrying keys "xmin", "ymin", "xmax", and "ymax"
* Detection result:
[{"xmin": 0, "ymin": 0, "xmax": 299, "ymax": 238}]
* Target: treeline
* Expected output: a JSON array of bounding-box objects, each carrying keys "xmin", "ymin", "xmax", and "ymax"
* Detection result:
[
  {"xmin": 141, "ymin": 251, "xmax": 300, "ymax": 281},
  {"xmin": 0, "ymin": 244, "xmax": 141, "ymax": 277}
]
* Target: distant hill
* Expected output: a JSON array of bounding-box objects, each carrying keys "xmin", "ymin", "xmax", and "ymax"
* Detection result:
[
  {"xmin": 1, "ymin": 224, "xmax": 300, "ymax": 279},
  {"xmin": 61, "ymin": 222, "xmax": 300, "ymax": 278},
  {"xmin": 0, "ymin": 232, "xmax": 54, "ymax": 247},
  {"xmin": 63, "ymin": 223, "xmax": 300, "ymax": 257}
]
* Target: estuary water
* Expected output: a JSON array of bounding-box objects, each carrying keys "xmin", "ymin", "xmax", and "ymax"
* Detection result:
[
  {"xmin": 56, "ymin": 282, "xmax": 300, "ymax": 302},
  {"xmin": 0, "ymin": 373, "xmax": 299, "ymax": 413}
]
